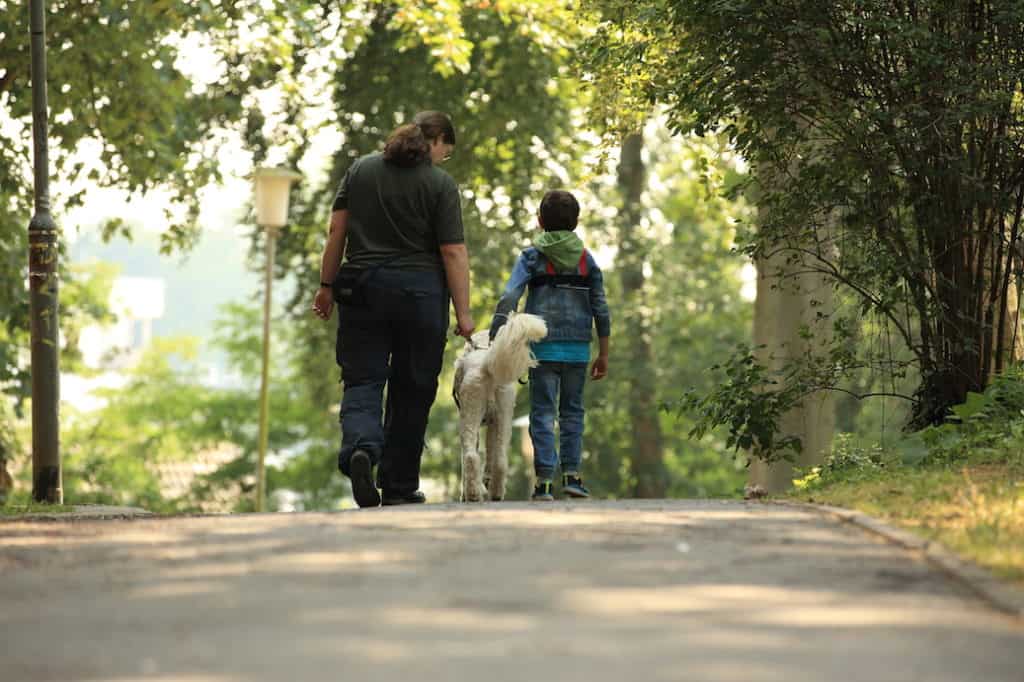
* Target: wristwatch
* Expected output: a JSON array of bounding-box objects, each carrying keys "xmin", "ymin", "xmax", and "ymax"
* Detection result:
[{"xmin": 319, "ymin": 281, "xmax": 332, "ymax": 288}]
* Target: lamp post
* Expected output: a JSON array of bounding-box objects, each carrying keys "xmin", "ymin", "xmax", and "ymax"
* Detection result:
[
  {"xmin": 28, "ymin": 0, "xmax": 61, "ymax": 504},
  {"xmin": 253, "ymin": 167, "xmax": 301, "ymax": 512}
]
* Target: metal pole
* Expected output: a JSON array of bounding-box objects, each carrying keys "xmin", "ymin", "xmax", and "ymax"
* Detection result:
[
  {"xmin": 255, "ymin": 227, "xmax": 276, "ymax": 512},
  {"xmin": 28, "ymin": 0, "xmax": 61, "ymax": 504}
]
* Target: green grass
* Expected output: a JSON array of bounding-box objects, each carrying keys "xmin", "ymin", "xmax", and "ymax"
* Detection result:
[
  {"xmin": 786, "ymin": 461, "xmax": 1024, "ymax": 587},
  {"xmin": 0, "ymin": 500, "xmax": 74, "ymax": 517}
]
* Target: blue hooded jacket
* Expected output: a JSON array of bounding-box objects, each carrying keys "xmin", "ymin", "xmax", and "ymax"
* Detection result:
[{"xmin": 489, "ymin": 233, "xmax": 611, "ymax": 343}]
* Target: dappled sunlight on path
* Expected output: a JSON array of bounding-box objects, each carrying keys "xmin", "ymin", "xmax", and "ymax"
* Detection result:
[{"xmin": 2, "ymin": 500, "xmax": 1021, "ymax": 681}]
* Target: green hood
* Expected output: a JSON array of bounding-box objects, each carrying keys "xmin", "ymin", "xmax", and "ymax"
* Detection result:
[{"xmin": 534, "ymin": 231, "xmax": 584, "ymax": 272}]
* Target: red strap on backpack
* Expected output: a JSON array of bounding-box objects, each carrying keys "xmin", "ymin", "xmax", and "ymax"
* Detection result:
[{"xmin": 545, "ymin": 250, "xmax": 589, "ymax": 276}]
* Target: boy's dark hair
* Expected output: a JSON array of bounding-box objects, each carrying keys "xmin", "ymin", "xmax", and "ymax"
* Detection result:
[
  {"xmin": 383, "ymin": 111, "xmax": 456, "ymax": 167},
  {"xmin": 539, "ymin": 190, "xmax": 580, "ymax": 231}
]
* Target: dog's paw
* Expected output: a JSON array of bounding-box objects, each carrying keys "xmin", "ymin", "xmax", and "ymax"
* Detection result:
[
  {"xmin": 743, "ymin": 484, "xmax": 768, "ymax": 500},
  {"xmin": 463, "ymin": 482, "xmax": 485, "ymax": 503}
]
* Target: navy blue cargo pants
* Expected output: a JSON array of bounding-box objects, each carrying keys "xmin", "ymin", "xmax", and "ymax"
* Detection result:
[{"xmin": 335, "ymin": 268, "xmax": 448, "ymax": 497}]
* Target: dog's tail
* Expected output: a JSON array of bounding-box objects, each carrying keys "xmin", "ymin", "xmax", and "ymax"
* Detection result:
[{"xmin": 486, "ymin": 312, "xmax": 548, "ymax": 385}]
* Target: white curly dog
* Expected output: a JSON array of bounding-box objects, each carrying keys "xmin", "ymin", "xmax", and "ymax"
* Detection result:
[{"xmin": 453, "ymin": 312, "xmax": 548, "ymax": 502}]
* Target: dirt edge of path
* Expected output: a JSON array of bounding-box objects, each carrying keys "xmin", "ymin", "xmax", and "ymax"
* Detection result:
[{"xmin": 771, "ymin": 500, "xmax": 1024, "ymax": 621}]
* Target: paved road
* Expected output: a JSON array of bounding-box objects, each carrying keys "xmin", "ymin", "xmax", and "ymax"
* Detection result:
[{"xmin": 2, "ymin": 500, "xmax": 1022, "ymax": 681}]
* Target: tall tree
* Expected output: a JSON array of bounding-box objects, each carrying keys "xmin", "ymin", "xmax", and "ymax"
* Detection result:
[
  {"xmin": 581, "ymin": 0, "xmax": 1024, "ymax": 435},
  {"xmin": 0, "ymin": 0, "xmax": 295, "ymax": 427},
  {"xmin": 615, "ymin": 131, "xmax": 667, "ymax": 497},
  {"xmin": 748, "ymin": 210, "xmax": 837, "ymax": 492},
  {"xmin": 0, "ymin": 0, "xmax": 579, "ymax": 460},
  {"xmin": 2, "ymin": 1, "xmax": 760, "ymax": 505},
  {"xmin": 260, "ymin": 1, "xmax": 582, "ymax": 490},
  {"xmin": 581, "ymin": 126, "xmax": 753, "ymax": 500}
]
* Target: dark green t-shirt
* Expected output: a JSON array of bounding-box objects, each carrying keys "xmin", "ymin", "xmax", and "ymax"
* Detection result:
[{"xmin": 331, "ymin": 152, "xmax": 464, "ymax": 272}]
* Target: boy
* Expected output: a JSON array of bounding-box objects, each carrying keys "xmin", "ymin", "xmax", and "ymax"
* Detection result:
[{"xmin": 489, "ymin": 190, "xmax": 611, "ymax": 501}]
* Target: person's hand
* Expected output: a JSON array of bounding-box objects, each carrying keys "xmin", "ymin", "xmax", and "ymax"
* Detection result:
[
  {"xmin": 312, "ymin": 286, "xmax": 334, "ymax": 320},
  {"xmin": 590, "ymin": 354, "xmax": 608, "ymax": 381},
  {"xmin": 455, "ymin": 310, "xmax": 475, "ymax": 339}
]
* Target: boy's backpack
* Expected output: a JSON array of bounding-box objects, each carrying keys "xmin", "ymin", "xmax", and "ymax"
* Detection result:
[{"xmin": 528, "ymin": 250, "xmax": 591, "ymax": 290}]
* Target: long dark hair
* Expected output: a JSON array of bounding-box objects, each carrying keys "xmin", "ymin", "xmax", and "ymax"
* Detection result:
[
  {"xmin": 413, "ymin": 110, "xmax": 455, "ymax": 145},
  {"xmin": 382, "ymin": 111, "xmax": 456, "ymax": 167},
  {"xmin": 383, "ymin": 124, "xmax": 430, "ymax": 167}
]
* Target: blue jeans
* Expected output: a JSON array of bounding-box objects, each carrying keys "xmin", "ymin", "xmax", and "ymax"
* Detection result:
[
  {"xmin": 336, "ymin": 268, "xmax": 448, "ymax": 496},
  {"xmin": 529, "ymin": 362, "xmax": 587, "ymax": 480}
]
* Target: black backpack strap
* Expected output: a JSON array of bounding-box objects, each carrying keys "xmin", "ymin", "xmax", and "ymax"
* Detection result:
[
  {"xmin": 529, "ymin": 250, "xmax": 592, "ymax": 290},
  {"xmin": 528, "ymin": 273, "xmax": 591, "ymax": 290}
]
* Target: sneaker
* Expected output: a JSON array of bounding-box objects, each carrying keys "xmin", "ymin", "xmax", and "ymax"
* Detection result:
[
  {"xmin": 562, "ymin": 473, "xmax": 590, "ymax": 499},
  {"xmin": 532, "ymin": 480, "xmax": 555, "ymax": 501},
  {"xmin": 349, "ymin": 450, "xmax": 381, "ymax": 508},
  {"xmin": 382, "ymin": 490, "xmax": 427, "ymax": 506}
]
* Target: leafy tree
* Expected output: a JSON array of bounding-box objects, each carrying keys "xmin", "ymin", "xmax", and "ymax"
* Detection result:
[
  {"xmin": 582, "ymin": 0, "xmax": 1024, "ymax": 437},
  {"xmin": 0, "ymin": 0, "xmax": 294, "ymax": 430},
  {"xmin": 584, "ymin": 126, "xmax": 753, "ymax": 498},
  {"xmin": 254, "ymin": 1, "xmax": 753, "ymax": 499},
  {"xmin": 254, "ymin": 1, "xmax": 584, "ymax": 492},
  {"xmin": 54, "ymin": 301, "xmax": 348, "ymax": 512},
  {"xmin": 3, "ymin": 1, "xmax": 758, "ymax": 505},
  {"xmin": 615, "ymin": 130, "xmax": 671, "ymax": 497},
  {"xmin": 61, "ymin": 337, "xmax": 223, "ymax": 512}
]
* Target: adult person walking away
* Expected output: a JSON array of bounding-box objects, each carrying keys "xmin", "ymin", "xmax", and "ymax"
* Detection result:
[{"xmin": 311, "ymin": 111, "xmax": 474, "ymax": 508}]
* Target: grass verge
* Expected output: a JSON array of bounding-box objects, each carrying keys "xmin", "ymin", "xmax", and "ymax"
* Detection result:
[
  {"xmin": 0, "ymin": 501, "xmax": 73, "ymax": 517},
  {"xmin": 786, "ymin": 461, "xmax": 1024, "ymax": 588}
]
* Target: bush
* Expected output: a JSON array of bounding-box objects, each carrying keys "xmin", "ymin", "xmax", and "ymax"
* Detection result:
[
  {"xmin": 919, "ymin": 365, "xmax": 1024, "ymax": 467},
  {"xmin": 794, "ymin": 433, "xmax": 892, "ymax": 491}
]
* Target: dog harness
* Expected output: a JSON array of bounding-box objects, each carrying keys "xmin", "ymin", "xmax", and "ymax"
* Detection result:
[{"xmin": 528, "ymin": 250, "xmax": 591, "ymax": 290}]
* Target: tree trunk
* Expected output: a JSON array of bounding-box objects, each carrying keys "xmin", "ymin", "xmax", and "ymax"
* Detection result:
[
  {"xmin": 748, "ymin": 229, "xmax": 837, "ymax": 494},
  {"xmin": 994, "ymin": 279, "xmax": 1024, "ymax": 375},
  {"xmin": 0, "ymin": 453, "xmax": 12, "ymax": 506},
  {"xmin": 988, "ymin": 215, "xmax": 1023, "ymax": 378},
  {"xmin": 617, "ymin": 131, "xmax": 667, "ymax": 498}
]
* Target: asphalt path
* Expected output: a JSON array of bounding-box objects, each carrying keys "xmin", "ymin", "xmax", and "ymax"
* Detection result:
[{"xmin": 2, "ymin": 500, "xmax": 1022, "ymax": 681}]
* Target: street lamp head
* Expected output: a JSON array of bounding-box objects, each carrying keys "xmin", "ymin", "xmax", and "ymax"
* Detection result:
[{"xmin": 254, "ymin": 167, "xmax": 302, "ymax": 229}]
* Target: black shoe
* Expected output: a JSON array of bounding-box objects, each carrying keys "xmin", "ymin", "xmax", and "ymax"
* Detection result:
[
  {"xmin": 532, "ymin": 480, "xmax": 555, "ymax": 501},
  {"xmin": 562, "ymin": 473, "xmax": 590, "ymax": 499},
  {"xmin": 381, "ymin": 490, "xmax": 427, "ymax": 506},
  {"xmin": 349, "ymin": 450, "xmax": 380, "ymax": 508}
]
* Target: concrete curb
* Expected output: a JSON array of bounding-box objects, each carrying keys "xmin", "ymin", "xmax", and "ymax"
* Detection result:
[
  {"xmin": 772, "ymin": 500, "xmax": 1024, "ymax": 620},
  {"xmin": 1, "ymin": 504, "xmax": 155, "ymax": 523}
]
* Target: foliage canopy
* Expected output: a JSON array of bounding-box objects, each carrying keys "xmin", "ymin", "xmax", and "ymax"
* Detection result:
[{"xmin": 583, "ymin": 0, "xmax": 1024, "ymax": 441}]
